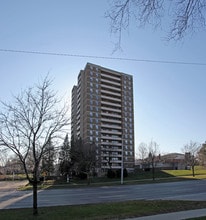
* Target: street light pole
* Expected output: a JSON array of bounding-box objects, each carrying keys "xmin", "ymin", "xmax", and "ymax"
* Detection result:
[
  {"xmin": 121, "ymin": 158, "xmax": 123, "ymax": 184},
  {"xmin": 121, "ymin": 138, "xmax": 124, "ymax": 184}
]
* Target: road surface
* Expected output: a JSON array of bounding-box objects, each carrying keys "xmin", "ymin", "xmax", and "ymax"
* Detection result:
[{"xmin": 0, "ymin": 180, "xmax": 206, "ymax": 209}]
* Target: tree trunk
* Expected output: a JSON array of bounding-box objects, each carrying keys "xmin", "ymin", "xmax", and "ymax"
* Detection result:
[
  {"xmin": 152, "ymin": 165, "xmax": 155, "ymax": 180},
  {"xmin": 33, "ymin": 180, "xmax": 38, "ymax": 215},
  {"xmin": 152, "ymin": 158, "xmax": 155, "ymax": 180},
  {"xmin": 192, "ymin": 165, "xmax": 195, "ymax": 177},
  {"xmin": 87, "ymin": 172, "xmax": 91, "ymax": 185},
  {"xmin": 32, "ymin": 168, "xmax": 39, "ymax": 216}
]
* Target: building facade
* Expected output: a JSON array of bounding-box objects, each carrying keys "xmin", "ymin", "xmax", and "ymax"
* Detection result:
[{"xmin": 71, "ymin": 63, "xmax": 135, "ymax": 173}]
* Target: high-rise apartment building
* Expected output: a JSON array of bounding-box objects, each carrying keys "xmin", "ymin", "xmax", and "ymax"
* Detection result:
[{"xmin": 71, "ymin": 63, "xmax": 135, "ymax": 173}]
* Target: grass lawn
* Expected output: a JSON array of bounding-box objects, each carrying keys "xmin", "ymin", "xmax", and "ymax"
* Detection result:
[
  {"xmin": 187, "ymin": 217, "xmax": 206, "ymax": 220},
  {"xmin": 1, "ymin": 200, "xmax": 206, "ymax": 220},
  {"xmin": 17, "ymin": 167, "xmax": 206, "ymax": 190}
]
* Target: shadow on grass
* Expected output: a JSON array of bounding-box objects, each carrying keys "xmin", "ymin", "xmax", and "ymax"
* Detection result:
[
  {"xmin": 34, "ymin": 168, "xmax": 206, "ymax": 190},
  {"xmin": 16, "ymin": 168, "xmax": 206, "ymax": 190}
]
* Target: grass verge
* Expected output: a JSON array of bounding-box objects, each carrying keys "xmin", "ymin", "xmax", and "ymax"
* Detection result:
[
  {"xmin": 5, "ymin": 167, "xmax": 206, "ymax": 190},
  {"xmin": 1, "ymin": 200, "xmax": 206, "ymax": 220}
]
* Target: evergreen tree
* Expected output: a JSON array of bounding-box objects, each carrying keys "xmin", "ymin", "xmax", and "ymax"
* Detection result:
[
  {"xmin": 58, "ymin": 134, "xmax": 71, "ymax": 176},
  {"xmin": 41, "ymin": 137, "xmax": 56, "ymax": 176},
  {"xmin": 70, "ymin": 139, "xmax": 97, "ymax": 182}
]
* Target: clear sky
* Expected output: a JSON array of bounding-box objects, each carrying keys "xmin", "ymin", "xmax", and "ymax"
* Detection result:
[{"xmin": 0, "ymin": 1, "xmax": 206, "ymax": 155}]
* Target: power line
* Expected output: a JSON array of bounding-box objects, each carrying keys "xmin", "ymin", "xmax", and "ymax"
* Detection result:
[{"xmin": 0, "ymin": 48, "xmax": 206, "ymax": 66}]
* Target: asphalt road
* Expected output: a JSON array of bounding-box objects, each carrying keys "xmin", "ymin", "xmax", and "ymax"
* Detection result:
[{"xmin": 1, "ymin": 180, "xmax": 206, "ymax": 209}]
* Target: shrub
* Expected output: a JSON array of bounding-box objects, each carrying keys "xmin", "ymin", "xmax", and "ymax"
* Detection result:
[
  {"xmin": 123, "ymin": 168, "xmax": 128, "ymax": 177},
  {"xmin": 107, "ymin": 169, "xmax": 116, "ymax": 178}
]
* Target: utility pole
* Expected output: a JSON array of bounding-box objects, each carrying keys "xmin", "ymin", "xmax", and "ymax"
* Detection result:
[{"xmin": 121, "ymin": 140, "xmax": 124, "ymax": 184}]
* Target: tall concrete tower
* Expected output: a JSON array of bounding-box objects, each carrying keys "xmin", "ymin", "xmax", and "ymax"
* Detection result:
[{"xmin": 71, "ymin": 63, "xmax": 135, "ymax": 173}]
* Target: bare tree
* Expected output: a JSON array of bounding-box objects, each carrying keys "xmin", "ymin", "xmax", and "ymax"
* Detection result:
[
  {"xmin": 182, "ymin": 140, "xmax": 200, "ymax": 177},
  {"xmin": 148, "ymin": 140, "xmax": 159, "ymax": 180},
  {"xmin": 138, "ymin": 142, "xmax": 148, "ymax": 161},
  {"xmin": 0, "ymin": 148, "xmax": 8, "ymax": 175},
  {"xmin": 0, "ymin": 77, "xmax": 69, "ymax": 215},
  {"xmin": 0, "ymin": 148, "xmax": 8, "ymax": 167},
  {"xmin": 137, "ymin": 142, "xmax": 148, "ymax": 169},
  {"xmin": 106, "ymin": 0, "xmax": 206, "ymax": 48}
]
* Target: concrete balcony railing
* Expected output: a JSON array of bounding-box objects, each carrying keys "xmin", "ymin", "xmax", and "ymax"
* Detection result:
[
  {"xmin": 101, "ymin": 112, "xmax": 122, "ymax": 119},
  {"xmin": 101, "ymin": 141, "xmax": 122, "ymax": 146},
  {"xmin": 101, "ymin": 84, "xmax": 121, "ymax": 92},
  {"xmin": 101, "ymin": 165, "xmax": 122, "ymax": 169},
  {"xmin": 101, "ymin": 129, "xmax": 122, "ymax": 134},
  {"xmin": 101, "ymin": 101, "xmax": 121, "ymax": 107},
  {"xmin": 101, "ymin": 135, "xmax": 122, "ymax": 140},
  {"xmin": 101, "ymin": 123, "xmax": 122, "ymax": 129},
  {"xmin": 101, "ymin": 78, "xmax": 121, "ymax": 86},
  {"xmin": 101, "ymin": 95, "xmax": 121, "ymax": 103},
  {"xmin": 101, "ymin": 73, "xmax": 121, "ymax": 81},
  {"xmin": 101, "ymin": 118, "xmax": 122, "ymax": 124},
  {"xmin": 101, "ymin": 106, "xmax": 121, "ymax": 113},
  {"xmin": 101, "ymin": 89, "xmax": 121, "ymax": 97}
]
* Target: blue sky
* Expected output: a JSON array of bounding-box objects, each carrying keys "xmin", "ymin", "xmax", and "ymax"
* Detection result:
[{"xmin": 0, "ymin": 1, "xmax": 206, "ymax": 155}]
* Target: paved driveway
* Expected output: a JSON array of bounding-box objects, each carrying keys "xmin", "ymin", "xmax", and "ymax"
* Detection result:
[{"xmin": 0, "ymin": 181, "xmax": 28, "ymax": 191}]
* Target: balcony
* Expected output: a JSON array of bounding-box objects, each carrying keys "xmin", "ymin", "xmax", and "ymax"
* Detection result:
[
  {"xmin": 101, "ymin": 152, "xmax": 122, "ymax": 157},
  {"xmin": 101, "ymin": 73, "xmax": 121, "ymax": 81},
  {"xmin": 101, "ymin": 135, "xmax": 122, "ymax": 141},
  {"xmin": 101, "ymin": 141, "xmax": 122, "ymax": 146},
  {"xmin": 101, "ymin": 112, "xmax": 121, "ymax": 119},
  {"xmin": 101, "ymin": 101, "xmax": 121, "ymax": 107},
  {"xmin": 101, "ymin": 89, "xmax": 121, "ymax": 97},
  {"xmin": 101, "ymin": 84, "xmax": 121, "ymax": 92},
  {"xmin": 101, "ymin": 123, "xmax": 122, "ymax": 129},
  {"xmin": 101, "ymin": 117, "xmax": 121, "ymax": 123},
  {"xmin": 101, "ymin": 106, "xmax": 121, "ymax": 113},
  {"xmin": 101, "ymin": 78, "xmax": 121, "ymax": 87},
  {"xmin": 101, "ymin": 147, "xmax": 122, "ymax": 152},
  {"xmin": 101, "ymin": 95, "xmax": 121, "ymax": 103},
  {"xmin": 101, "ymin": 164, "xmax": 122, "ymax": 169},
  {"xmin": 101, "ymin": 129, "xmax": 122, "ymax": 135}
]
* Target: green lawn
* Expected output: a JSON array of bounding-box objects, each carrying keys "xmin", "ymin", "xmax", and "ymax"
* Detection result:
[
  {"xmin": 1, "ymin": 200, "xmax": 206, "ymax": 220},
  {"xmin": 186, "ymin": 217, "xmax": 206, "ymax": 220},
  {"xmin": 17, "ymin": 167, "xmax": 206, "ymax": 190}
]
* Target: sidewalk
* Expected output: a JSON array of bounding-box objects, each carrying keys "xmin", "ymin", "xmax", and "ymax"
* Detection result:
[{"xmin": 125, "ymin": 208, "xmax": 206, "ymax": 220}]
